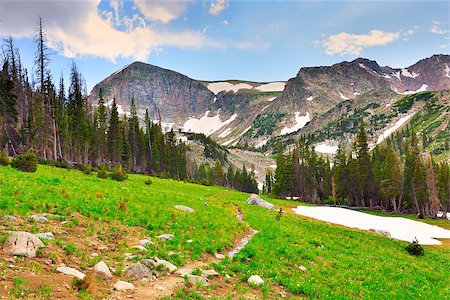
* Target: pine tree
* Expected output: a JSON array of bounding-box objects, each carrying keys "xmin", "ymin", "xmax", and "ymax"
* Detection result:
[
  {"xmin": 425, "ymin": 154, "xmax": 440, "ymax": 218},
  {"xmin": 107, "ymin": 98, "xmax": 120, "ymax": 163},
  {"xmin": 355, "ymin": 120, "xmax": 374, "ymax": 207}
]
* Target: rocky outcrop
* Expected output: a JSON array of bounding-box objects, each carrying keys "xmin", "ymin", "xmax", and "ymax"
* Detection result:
[
  {"xmin": 246, "ymin": 194, "xmax": 276, "ymax": 210},
  {"xmin": 4, "ymin": 231, "xmax": 45, "ymax": 258}
]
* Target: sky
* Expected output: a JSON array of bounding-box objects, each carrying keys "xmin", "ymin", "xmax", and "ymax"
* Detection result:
[{"xmin": 0, "ymin": 0, "xmax": 449, "ymax": 92}]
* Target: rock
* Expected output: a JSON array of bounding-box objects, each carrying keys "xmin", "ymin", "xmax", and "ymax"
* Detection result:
[
  {"xmin": 157, "ymin": 234, "xmax": 174, "ymax": 241},
  {"xmin": 204, "ymin": 202, "xmax": 209, "ymax": 206},
  {"xmin": 99, "ymin": 246, "xmax": 108, "ymax": 251},
  {"xmin": 214, "ymin": 253, "xmax": 225, "ymax": 259},
  {"xmin": 94, "ymin": 261, "xmax": 112, "ymax": 280},
  {"xmin": 141, "ymin": 259, "xmax": 156, "ymax": 268},
  {"xmin": 174, "ymin": 205, "xmax": 195, "ymax": 213},
  {"xmin": 299, "ymin": 266, "xmax": 307, "ymax": 273},
  {"xmin": 202, "ymin": 269, "xmax": 219, "ymax": 277},
  {"xmin": 138, "ymin": 239, "xmax": 153, "ymax": 247},
  {"xmin": 91, "ymin": 252, "xmax": 99, "ymax": 257},
  {"xmin": 378, "ymin": 230, "xmax": 391, "ymax": 238},
  {"xmin": 113, "ymin": 281, "xmax": 135, "ymax": 291},
  {"xmin": 131, "ymin": 245, "xmax": 147, "ymax": 251},
  {"xmin": 153, "ymin": 284, "xmax": 166, "ymax": 291},
  {"xmin": 246, "ymin": 194, "xmax": 276, "ymax": 210},
  {"xmin": 35, "ymin": 232, "xmax": 55, "ymax": 240},
  {"xmin": 155, "ymin": 259, "xmax": 177, "ymax": 273},
  {"xmin": 186, "ymin": 239, "xmax": 193, "ymax": 243},
  {"xmin": 124, "ymin": 253, "xmax": 137, "ymax": 261},
  {"xmin": 56, "ymin": 266, "xmax": 86, "ymax": 280},
  {"xmin": 123, "ymin": 263, "xmax": 152, "ymax": 280},
  {"xmin": 4, "ymin": 231, "xmax": 45, "ymax": 258},
  {"xmin": 176, "ymin": 268, "xmax": 194, "ymax": 277},
  {"xmin": 31, "ymin": 214, "xmax": 49, "ymax": 223},
  {"xmin": 2, "ymin": 215, "xmax": 17, "ymax": 222},
  {"xmin": 247, "ymin": 275, "xmax": 264, "ymax": 286},
  {"xmin": 187, "ymin": 275, "xmax": 209, "ymax": 287}
]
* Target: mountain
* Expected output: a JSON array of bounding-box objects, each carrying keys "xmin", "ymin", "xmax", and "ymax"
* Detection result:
[{"xmin": 89, "ymin": 55, "xmax": 450, "ymax": 160}]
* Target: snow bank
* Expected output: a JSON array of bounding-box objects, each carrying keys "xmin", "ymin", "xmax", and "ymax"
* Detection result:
[
  {"xmin": 255, "ymin": 82, "xmax": 286, "ymax": 92},
  {"xmin": 437, "ymin": 211, "xmax": 450, "ymax": 220},
  {"xmin": 315, "ymin": 143, "xmax": 338, "ymax": 155},
  {"xmin": 306, "ymin": 96, "xmax": 314, "ymax": 101},
  {"xmin": 267, "ymin": 97, "xmax": 277, "ymax": 102},
  {"xmin": 339, "ymin": 92, "xmax": 349, "ymax": 100},
  {"xmin": 183, "ymin": 111, "xmax": 237, "ymax": 136},
  {"xmin": 377, "ymin": 113, "xmax": 415, "ymax": 144},
  {"xmin": 218, "ymin": 128, "xmax": 232, "ymax": 138},
  {"xmin": 401, "ymin": 68, "xmax": 419, "ymax": 78},
  {"xmin": 280, "ymin": 112, "xmax": 310, "ymax": 135},
  {"xmin": 292, "ymin": 206, "xmax": 450, "ymax": 245},
  {"xmin": 399, "ymin": 84, "xmax": 428, "ymax": 95},
  {"xmin": 445, "ymin": 64, "xmax": 450, "ymax": 79},
  {"xmin": 392, "ymin": 71, "xmax": 401, "ymax": 81},
  {"xmin": 256, "ymin": 139, "xmax": 268, "ymax": 148},
  {"xmin": 221, "ymin": 126, "xmax": 251, "ymax": 146},
  {"xmin": 207, "ymin": 82, "xmax": 253, "ymax": 94}
]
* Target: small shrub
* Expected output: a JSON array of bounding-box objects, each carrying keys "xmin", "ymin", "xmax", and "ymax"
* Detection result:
[
  {"xmin": 0, "ymin": 150, "xmax": 10, "ymax": 166},
  {"xmin": 97, "ymin": 163, "xmax": 108, "ymax": 179},
  {"xmin": 145, "ymin": 178, "xmax": 152, "ymax": 185},
  {"xmin": 82, "ymin": 165, "xmax": 92, "ymax": 175},
  {"xmin": 11, "ymin": 148, "xmax": 38, "ymax": 172},
  {"xmin": 118, "ymin": 199, "xmax": 129, "ymax": 211},
  {"xmin": 405, "ymin": 237, "xmax": 424, "ymax": 256},
  {"xmin": 96, "ymin": 192, "xmax": 103, "ymax": 199},
  {"xmin": 64, "ymin": 243, "xmax": 77, "ymax": 255},
  {"xmin": 111, "ymin": 164, "xmax": 128, "ymax": 182},
  {"xmin": 71, "ymin": 276, "xmax": 91, "ymax": 291}
]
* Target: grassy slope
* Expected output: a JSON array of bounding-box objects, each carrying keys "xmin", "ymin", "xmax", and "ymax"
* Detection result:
[{"xmin": 1, "ymin": 165, "xmax": 449, "ymax": 299}]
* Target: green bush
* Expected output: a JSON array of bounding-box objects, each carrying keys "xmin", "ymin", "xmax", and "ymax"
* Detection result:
[
  {"xmin": 82, "ymin": 165, "xmax": 92, "ymax": 175},
  {"xmin": 405, "ymin": 237, "xmax": 424, "ymax": 256},
  {"xmin": 0, "ymin": 150, "xmax": 10, "ymax": 166},
  {"xmin": 145, "ymin": 178, "xmax": 152, "ymax": 185},
  {"xmin": 11, "ymin": 149, "xmax": 38, "ymax": 172},
  {"xmin": 111, "ymin": 164, "xmax": 128, "ymax": 182},
  {"xmin": 97, "ymin": 163, "xmax": 108, "ymax": 179}
]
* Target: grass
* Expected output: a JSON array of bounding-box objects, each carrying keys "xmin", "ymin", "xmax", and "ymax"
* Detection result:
[{"xmin": 0, "ymin": 164, "xmax": 449, "ymax": 299}]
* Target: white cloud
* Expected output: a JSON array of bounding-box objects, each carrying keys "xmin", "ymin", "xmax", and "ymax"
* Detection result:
[
  {"xmin": 209, "ymin": 0, "xmax": 228, "ymax": 15},
  {"xmin": 0, "ymin": 1, "xmax": 210, "ymax": 61},
  {"xmin": 133, "ymin": 0, "xmax": 191, "ymax": 24},
  {"xmin": 222, "ymin": 20, "xmax": 229, "ymax": 26},
  {"xmin": 431, "ymin": 24, "xmax": 449, "ymax": 35},
  {"xmin": 322, "ymin": 30, "xmax": 400, "ymax": 56}
]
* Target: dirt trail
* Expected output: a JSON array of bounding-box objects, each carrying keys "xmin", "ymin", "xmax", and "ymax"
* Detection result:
[{"xmin": 108, "ymin": 204, "xmax": 258, "ymax": 300}]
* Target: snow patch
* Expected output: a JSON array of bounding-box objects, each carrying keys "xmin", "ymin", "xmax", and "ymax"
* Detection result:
[
  {"xmin": 256, "ymin": 139, "xmax": 268, "ymax": 148},
  {"xmin": 218, "ymin": 128, "xmax": 232, "ymax": 138},
  {"xmin": 339, "ymin": 91, "xmax": 349, "ymax": 100},
  {"xmin": 306, "ymin": 96, "xmax": 314, "ymax": 101},
  {"xmin": 292, "ymin": 206, "xmax": 450, "ymax": 245},
  {"xmin": 314, "ymin": 143, "xmax": 338, "ymax": 155},
  {"xmin": 398, "ymin": 84, "xmax": 428, "ymax": 95},
  {"xmin": 257, "ymin": 182, "xmax": 264, "ymax": 191},
  {"xmin": 183, "ymin": 111, "xmax": 237, "ymax": 136},
  {"xmin": 267, "ymin": 97, "xmax": 277, "ymax": 102},
  {"xmin": 401, "ymin": 68, "xmax": 419, "ymax": 78},
  {"xmin": 377, "ymin": 113, "xmax": 415, "ymax": 144},
  {"xmin": 353, "ymin": 92, "xmax": 360, "ymax": 96},
  {"xmin": 113, "ymin": 64, "xmax": 130, "ymax": 75},
  {"xmin": 391, "ymin": 71, "xmax": 401, "ymax": 81},
  {"xmin": 437, "ymin": 211, "xmax": 450, "ymax": 220},
  {"xmin": 445, "ymin": 64, "xmax": 450, "ymax": 79},
  {"xmin": 280, "ymin": 112, "xmax": 310, "ymax": 135},
  {"xmin": 261, "ymin": 105, "xmax": 269, "ymax": 111},
  {"xmin": 221, "ymin": 126, "xmax": 251, "ymax": 146},
  {"xmin": 207, "ymin": 82, "xmax": 253, "ymax": 94},
  {"xmin": 382, "ymin": 74, "xmax": 391, "ymax": 79},
  {"xmin": 255, "ymin": 82, "xmax": 286, "ymax": 92}
]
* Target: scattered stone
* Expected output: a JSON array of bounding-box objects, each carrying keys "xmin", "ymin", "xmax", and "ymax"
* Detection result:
[
  {"xmin": 99, "ymin": 246, "xmax": 108, "ymax": 251},
  {"xmin": 124, "ymin": 253, "xmax": 137, "ymax": 261},
  {"xmin": 369, "ymin": 229, "xmax": 391, "ymax": 238},
  {"xmin": 174, "ymin": 205, "xmax": 195, "ymax": 213},
  {"xmin": 157, "ymin": 234, "xmax": 174, "ymax": 241},
  {"xmin": 186, "ymin": 239, "xmax": 193, "ymax": 243},
  {"xmin": 113, "ymin": 281, "xmax": 135, "ymax": 291},
  {"xmin": 228, "ymin": 229, "xmax": 259, "ymax": 258},
  {"xmin": 279, "ymin": 291, "xmax": 287, "ymax": 298},
  {"xmin": 131, "ymin": 245, "xmax": 147, "ymax": 251},
  {"xmin": 187, "ymin": 275, "xmax": 209, "ymax": 287},
  {"xmin": 299, "ymin": 266, "xmax": 307, "ymax": 273},
  {"xmin": 246, "ymin": 194, "xmax": 276, "ymax": 210},
  {"xmin": 8, "ymin": 264, "xmax": 14, "ymax": 269},
  {"xmin": 154, "ymin": 284, "xmax": 166, "ymax": 291},
  {"xmin": 2, "ymin": 215, "xmax": 17, "ymax": 222},
  {"xmin": 4, "ymin": 258, "xmax": 15, "ymax": 263},
  {"xmin": 204, "ymin": 202, "xmax": 209, "ymax": 206},
  {"xmin": 214, "ymin": 253, "xmax": 225, "ymax": 259},
  {"xmin": 123, "ymin": 263, "xmax": 152, "ymax": 280},
  {"xmin": 61, "ymin": 221, "xmax": 68, "ymax": 225},
  {"xmin": 247, "ymin": 275, "xmax": 264, "ymax": 286},
  {"xmin": 225, "ymin": 274, "xmax": 231, "ymax": 279},
  {"xmin": 31, "ymin": 214, "xmax": 49, "ymax": 223},
  {"xmin": 176, "ymin": 268, "xmax": 193, "ymax": 277},
  {"xmin": 94, "ymin": 261, "xmax": 113, "ymax": 280},
  {"xmin": 138, "ymin": 239, "xmax": 153, "ymax": 247},
  {"xmin": 202, "ymin": 269, "xmax": 219, "ymax": 277},
  {"xmin": 91, "ymin": 252, "xmax": 99, "ymax": 257},
  {"xmin": 35, "ymin": 232, "xmax": 55, "ymax": 240},
  {"xmin": 56, "ymin": 266, "xmax": 86, "ymax": 280},
  {"xmin": 141, "ymin": 259, "xmax": 156, "ymax": 268},
  {"xmin": 155, "ymin": 259, "xmax": 177, "ymax": 273},
  {"xmin": 4, "ymin": 231, "xmax": 45, "ymax": 258}
]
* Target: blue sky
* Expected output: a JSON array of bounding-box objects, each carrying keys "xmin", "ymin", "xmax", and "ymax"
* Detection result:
[{"xmin": 0, "ymin": 1, "xmax": 448, "ymax": 92}]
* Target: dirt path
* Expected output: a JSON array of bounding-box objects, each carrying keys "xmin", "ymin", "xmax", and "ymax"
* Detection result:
[{"xmin": 108, "ymin": 204, "xmax": 258, "ymax": 300}]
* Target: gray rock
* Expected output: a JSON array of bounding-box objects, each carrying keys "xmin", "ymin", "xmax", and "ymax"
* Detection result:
[
  {"xmin": 174, "ymin": 205, "xmax": 195, "ymax": 213},
  {"xmin": 4, "ymin": 231, "xmax": 45, "ymax": 258},
  {"xmin": 176, "ymin": 268, "xmax": 194, "ymax": 277},
  {"xmin": 123, "ymin": 263, "xmax": 152, "ymax": 280},
  {"xmin": 157, "ymin": 234, "xmax": 174, "ymax": 241},
  {"xmin": 35, "ymin": 232, "xmax": 55, "ymax": 240},
  {"xmin": 299, "ymin": 265, "xmax": 307, "ymax": 272},
  {"xmin": 138, "ymin": 239, "xmax": 154, "ymax": 246},
  {"xmin": 2, "ymin": 215, "xmax": 17, "ymax": 222},
  {"xmin": 56, "ymin": 266, "xmax": 86, "ymax": 280},
  {"xmin": 214, "ymin": 253, "xmax": 225, "ymax": 259},
  {"xmin": 155, "ymin": 259, "xmax": 177, "ymax": 273},
  {"xmin": 202, "ymin": 269, "xmax": 219, "ymax": 277},
  {"xmin": 131, "ymin": 245, "xmax": 147, "ymax": 251},
  {"xmin": 247, "ymin": 275, "xmax": 264, "ymax": 286},
  {"xmin": 113, "ymin": 281, "xmax": 135, "ymax": 291},
  {"xmin": 187, "ymin": 275, "xmax": 209, "ymax": 287},
  {"xmin": 141, "ymin": 259, "xmax": 156, "ymax": 268},
  {"xmin": 91, "ymin": 252, "xmax": 99, "ymax": 257},
  {"xmin": 246, "ymin": 194, "xmax": 276, "ymax": 210},
  {"xmin": 94, "ymin": 261, "xmax": 112, "ymax": 280},
  {"xmin": 31, "ymin": 214, "xmax": 49, "ymax": 223}
]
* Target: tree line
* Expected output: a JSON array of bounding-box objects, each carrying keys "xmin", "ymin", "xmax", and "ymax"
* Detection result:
[
  {"xmin": 266, "ymin": 121, "xmax": 450, "ymax": 218},
  {"xmin": 0, "ymin": 18, "xmax": 257, "ymax": 193}
]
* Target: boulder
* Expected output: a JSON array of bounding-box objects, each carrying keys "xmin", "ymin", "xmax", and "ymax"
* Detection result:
[
  {"xmin": 113, "ymin": 281, "xmax": 135, "ymax": 291},
  {"xmin": 155, "ymin": 259, "xmax": 177, "ymax": 273},
  {"xmin": 123, "ymin": 263, "xmax": 152, "ymax": 280},
  {"xmin": 94, "ymin": 261, "xmax": 112, "ymax": 280},
  {"xmin": 157, "ymin": 234, "xmax": 174, "ymax": 241},
  {"xmin": 202, "ymin": 269, "xmax": 219, "ymax": 277},
  {"xmin": 214, "ymin": 253, "xmax": 225, "ymax": 259},
  {"xmin": 174, "ymin": 205, "xmax": 195, "ymax": 213},
  {"xmin": 246, "ymin": 194, "xmax": 276, "ymax": 210},
  {"xmin": 35, "ymin": 232, "xmax": 55, "ymax": 240},
  {"xmin": 31, "ymin": 214, "xmax": 49, "ymax": 223},
  {"xmin": 138, "ymin": 239, "xmax": 153, "ymax": 246},
  {"xmin": 187, "ymin": 275, "xmax": 209, "ymax": 287},
  {"xmin": 176, "ymin": 268, "xmax": 194, "ymax": 277},
  {"xmin": 4, "ymin": 231, "xmax": 45, "ymax": 258},
  {"xmin": 141, "ymin": 259, "xmax": 156, "ymax": 268},
  {"xmin": 247, "ymin": 275, "xmax": 264, "ymax": 286},
  {"xmin": 131, "ymin": 245, "xmax": 146, "ymax": 251},
  {"xmin": 2, "ymin": 215, "xmax": 17, "ymax": 222},
  {"xmin": 299, "ymin": 265, "xmax": 307, "ymax": 273},
  {"xmin": 56, "ymin": 266, "xmax": 86, "ymax": 280}
]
